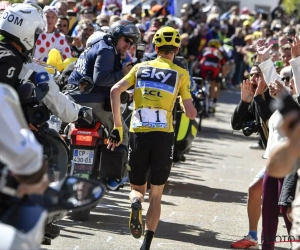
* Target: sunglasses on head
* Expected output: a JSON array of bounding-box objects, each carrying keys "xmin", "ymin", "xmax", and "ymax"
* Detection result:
[
  {"xmin": 124, "ymin": 37, "xmax": 134, "ymax": 46},
  {"xmin": 282, "ymin": 77, "xmax": 290, "ymax": 82}
]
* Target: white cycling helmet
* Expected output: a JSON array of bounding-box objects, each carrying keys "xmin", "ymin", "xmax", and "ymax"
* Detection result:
[{"xmin": 0, "ymin": 3, "xmax": 46, "ymax": 53}]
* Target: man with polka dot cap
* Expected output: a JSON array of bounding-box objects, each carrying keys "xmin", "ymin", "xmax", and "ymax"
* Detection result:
[
  {"xmin": 0, "ymin": 3, "xmax": 81, "ymax": 124},
  {"xmin": 34, "ymin": 5, "xmax": 72, "ymax": 62}
]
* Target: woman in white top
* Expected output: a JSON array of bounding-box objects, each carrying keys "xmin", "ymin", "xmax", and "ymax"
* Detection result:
[{"xmin": 34, "ymin": 5, "xmax": 72, "ymax": 62}]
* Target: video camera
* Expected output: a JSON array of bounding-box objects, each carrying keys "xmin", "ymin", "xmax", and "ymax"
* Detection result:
[{"xmin": 130, "ymin": 43, "xmax": 146, "ymax": 66}]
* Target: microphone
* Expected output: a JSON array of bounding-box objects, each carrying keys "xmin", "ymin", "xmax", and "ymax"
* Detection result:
[{"xmin": 35, "ymin": 72, "xmax": 50, "ymax": 85}]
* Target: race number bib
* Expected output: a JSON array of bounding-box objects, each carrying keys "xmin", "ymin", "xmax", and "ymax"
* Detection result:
[{"xmin": 132, "ymin": 108, "xmax": 168, "ymax": 129}]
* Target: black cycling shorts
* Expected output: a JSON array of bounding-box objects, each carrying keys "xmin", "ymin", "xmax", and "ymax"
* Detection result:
[{"xmin": 128, "ymin": 131, "xmax": 174, "ymax": 186}]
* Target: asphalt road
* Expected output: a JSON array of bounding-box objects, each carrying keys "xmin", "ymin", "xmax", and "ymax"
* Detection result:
[{"xmin": 44, "ymin": 88, "xmax": 291, "ymax": 250}]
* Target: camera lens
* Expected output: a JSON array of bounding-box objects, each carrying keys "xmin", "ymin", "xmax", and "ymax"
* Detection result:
[{"xmin": 243, "ymin": 127, "xmax": 253, "ymax": 136}]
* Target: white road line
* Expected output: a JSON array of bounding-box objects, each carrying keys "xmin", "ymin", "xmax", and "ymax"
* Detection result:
[
  {"xmin": 106, "ymin": 236, "xmax": 113, "ymax": 242},
  {"xmin": 212, "ymin": 193, "xmax": 219, "ymax": 199},
  {"xmin": 212, "ymin": 216, "xmax": 218, "ymax": 222}
]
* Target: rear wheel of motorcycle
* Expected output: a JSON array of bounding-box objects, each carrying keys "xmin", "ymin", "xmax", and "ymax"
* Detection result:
[
  {"xmin": 46, "ymin": 136, "xmax": 69, "ymax": 180},
  {"xmin": 70, "ymin": 209, "xmax": 90, "ymax": 221}
]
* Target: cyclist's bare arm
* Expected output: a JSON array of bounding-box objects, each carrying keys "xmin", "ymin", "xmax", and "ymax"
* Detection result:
[
  {"xmin": 110, "ymin": 79, "xmax": 131, "ymax": 127},
  {"xmin": 182, "ymin": 99, "xmax": 197, "ymax": 120}
]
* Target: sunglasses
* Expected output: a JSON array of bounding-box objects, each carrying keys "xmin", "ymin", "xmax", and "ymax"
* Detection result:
[
  {"xmin": 284, "ymin": 32, "xmax": 295, "ymax": 35},
  {"xmin": 282, "ymin": 77, "xmax": 290, "ymax": 82},
  {"xmin": 249, "ymin": 73, "xmax": 261, "ymax": 78},
  {"xmin": 124, "ymin": 37, "xmax": 134, "ymax": 46},
  {"xmin": 57, "ymin": 23, "xmax": 68, "ymax": 28}
]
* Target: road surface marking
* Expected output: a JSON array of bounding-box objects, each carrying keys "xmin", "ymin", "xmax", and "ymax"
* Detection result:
[{"xmin": 213, "ymin": 193, "xmax": 219, "ymax": 199}]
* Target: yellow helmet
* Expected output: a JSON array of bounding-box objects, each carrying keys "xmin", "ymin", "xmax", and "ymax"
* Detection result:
[
  {"xmin": 207, "ymin": 39, "xmax": 221, "ymax": 49},
  {"xmin": 153, "ymin": 26, "xmax": 181, "ymax": 48}
]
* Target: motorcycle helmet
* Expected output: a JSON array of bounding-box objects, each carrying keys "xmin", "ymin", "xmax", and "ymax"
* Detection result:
[
  {"xmin": 0, "ymin": 3, "xmax": 46, "ymax": 58},
  {"xmin": 153, "ymin": 26, "xmax": 181, "ymax": 49},
  {"xmin": 107, "ymin": 20, "xmax": 140, "ymax": 46}
]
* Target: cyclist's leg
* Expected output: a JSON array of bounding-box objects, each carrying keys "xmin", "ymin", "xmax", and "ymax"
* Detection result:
[
  {"xmin": 140, "ymin": 132, "xmax": 173, "ymax": 249},
  {"xmin": 127, "ymin": 132, "xmax": 151, "ymax": 238},
  {"xmin": 208, "ymin": 69, "xmax": 220, "ymax": 113}
]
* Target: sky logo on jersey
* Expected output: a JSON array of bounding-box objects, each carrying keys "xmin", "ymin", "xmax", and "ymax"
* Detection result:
[{"xmin": 136, "ymin": 66, "xmax": 177, "ymax": 93}]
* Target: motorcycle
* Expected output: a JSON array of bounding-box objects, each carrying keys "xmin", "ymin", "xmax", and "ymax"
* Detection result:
[
  {"xmin": 0, "ymin": 175, "xmax": 106, "ymax": 250},
  {"xmin": 63, "ymin": 78, "xmax": 128, "ymax": 221},
  {"xmin": 17, "ymin": 73, "xmax": 70, "ymax": 182}
]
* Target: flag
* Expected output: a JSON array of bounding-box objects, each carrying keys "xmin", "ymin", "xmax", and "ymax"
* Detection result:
[{"xmin": 167, "ymin": 0, "xmax": 176, "ymax": 16}]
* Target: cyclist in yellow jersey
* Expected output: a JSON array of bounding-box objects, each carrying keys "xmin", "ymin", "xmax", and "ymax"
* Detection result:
[{"xmin": 107, "ymin": 26, "xmax": 197, "ymax": 250}]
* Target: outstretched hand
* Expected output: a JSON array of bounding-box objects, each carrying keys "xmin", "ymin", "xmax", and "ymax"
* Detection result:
[
  {"xmin": 269, "ymin": 80, "xmax": 288, "ymax": 98},
  {"xmin": 289, "ymin": 36, "xmax": 300, "ymax": 59},
  {"xmin": 256, "ymin": 39, "xmax": 273, "ymax": 62}
]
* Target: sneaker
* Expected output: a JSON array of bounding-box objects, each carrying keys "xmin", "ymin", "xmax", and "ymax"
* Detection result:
[
  {"xmin": 249, "ymin": 143, "xmax": 264, "ymax": 150},
  {"xmin": 106, "ymin": 176, "xmax": 128, "ymax": 191},
  {"xmin": 129, "ymin": 198, "xmax": 143, "ymax": 239},
  {"xmin": 231, "ymin": 235, "xmax": 259, "ymax": 249},
  {"xmin": 208, "ymin": 107, "xmax": 215, "ymax": 114}
]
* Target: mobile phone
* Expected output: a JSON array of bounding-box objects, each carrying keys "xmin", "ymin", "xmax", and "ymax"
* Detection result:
[
  {"xmin": 274, "ymin": 60, "xmax": 283, "ymax": 67},
  {"xmin": 65, "ymin": 35, "xmax": 73, "ymax": 44}
]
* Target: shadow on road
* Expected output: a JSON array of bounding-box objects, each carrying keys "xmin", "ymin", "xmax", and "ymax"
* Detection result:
[
  {"xmin": 58, "ymin": 207, "xmax": 235, "ymax": 249},
  {"xmin": 199, "ymin": 125, "xmax": 257, "ymax": 143},
  {"xmin": 164, "ymin": 180, "xmax": 247, "ymax": 204}
]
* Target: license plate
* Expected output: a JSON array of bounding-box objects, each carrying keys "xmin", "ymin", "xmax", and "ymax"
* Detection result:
[{"xmin": 73, "ymin": 149, "xmax": 94, "ymax": 165}]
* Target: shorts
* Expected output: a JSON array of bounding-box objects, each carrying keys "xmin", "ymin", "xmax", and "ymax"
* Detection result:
[
  {"xmin": 200, "ymin": 60, "xmax": 221, "ymax": 80},
  {"xmin": 128, "ymin": 131, "xmax": 174, "ymax": 186}
]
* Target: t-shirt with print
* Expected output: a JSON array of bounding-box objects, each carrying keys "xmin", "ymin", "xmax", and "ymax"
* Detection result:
[
  {"xmin": 123, "ymin": 57, "xmax": 192, "ymax": 133},
  {"xmin": 34, "ymin": 31, "xmax": 72, "ymax": 62}
]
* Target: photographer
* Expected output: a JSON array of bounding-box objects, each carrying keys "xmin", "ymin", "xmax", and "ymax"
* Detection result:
[
  {"xmin": 231, "ymin": 64, "xmax": 273, "ymax": 147},
  {"xmin": 230, "ymin": 63, "xmax": 274, "ymax": 249}
]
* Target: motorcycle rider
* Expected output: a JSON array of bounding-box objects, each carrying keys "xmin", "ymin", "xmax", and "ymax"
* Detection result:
[
  {"xmin": 67, "ymin": 20, "xmax": 140, "ymax": 188},
  {"xmin": 0, "ymin": 3, "xmax": 81, "ymax": 239},
  {"xmin": 67, "ymin": 20, "xmax": 140, "ymax": 146},
  {"xmin": 0, "ymin": 83, "xmax": 49, "ymax": 249},
  {"xmin": 0, "ymin": 3, "xmax": 80, "ymax": 123}
]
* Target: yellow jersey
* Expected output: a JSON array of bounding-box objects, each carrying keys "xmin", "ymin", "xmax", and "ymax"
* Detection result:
[{"xmin": 123, "ymin": 57, "xmax": 192, "ymax": 133}]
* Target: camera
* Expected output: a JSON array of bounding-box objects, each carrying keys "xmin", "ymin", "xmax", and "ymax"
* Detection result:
[
  {"xmin": 242, "ymin": 121, "xmax": 258, "ymax": 136},
  {"xmin": 130, "ymin": 43, "xmax": 146, "ymax": 66}
]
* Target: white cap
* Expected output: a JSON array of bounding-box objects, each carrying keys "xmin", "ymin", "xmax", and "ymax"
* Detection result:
[
  {"xmin": 24, "ymin": 0, "xmax": 37, "ymax": 3},
  {"xmin": 100, "ymin": 26, "xmax": 109, "ymax": 33},
  {"xmin": 136, "ymin": 23, "xmax": 146, "ymax": 32}
]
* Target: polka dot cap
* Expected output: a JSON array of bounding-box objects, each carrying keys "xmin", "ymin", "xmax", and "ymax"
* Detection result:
[{"xmin": 34, "ymin": 32, "xmax": 72, "ymax": 62}]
